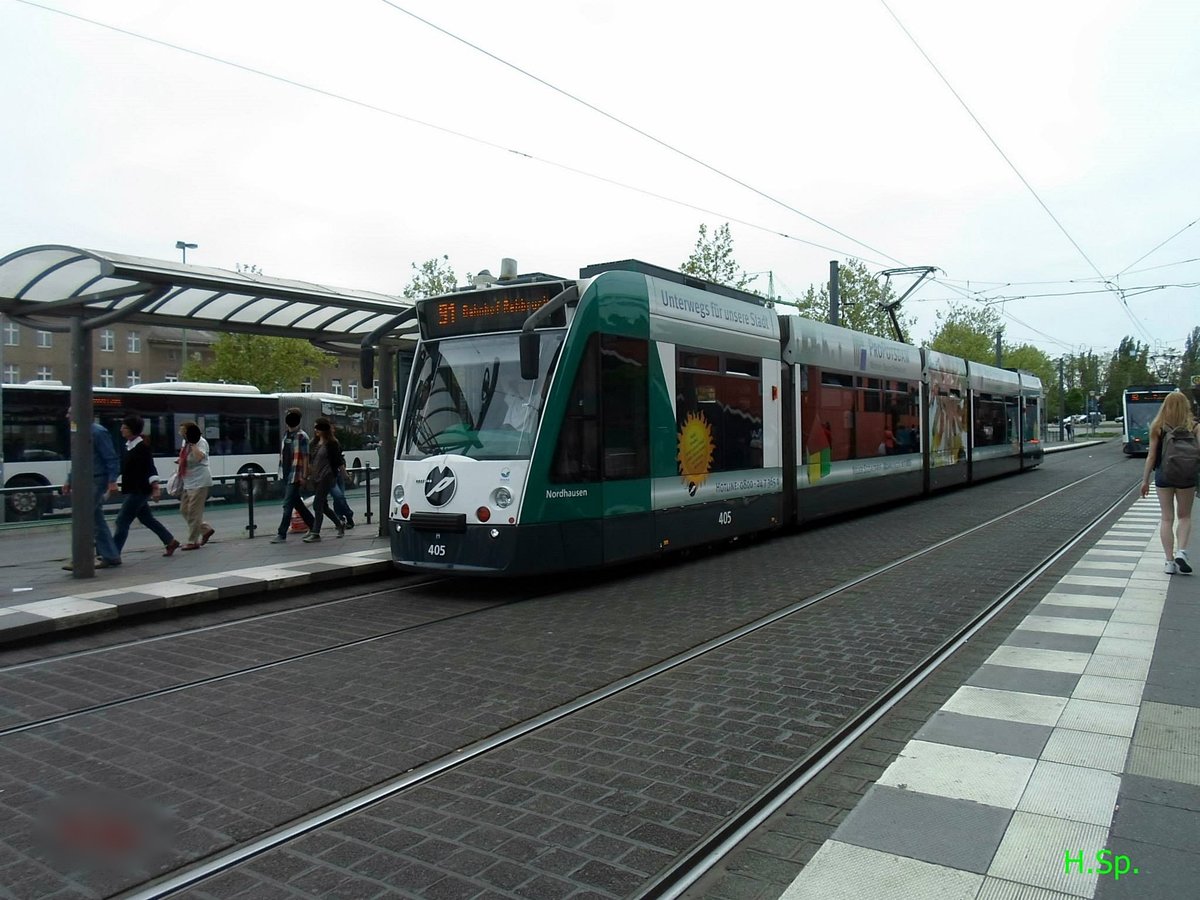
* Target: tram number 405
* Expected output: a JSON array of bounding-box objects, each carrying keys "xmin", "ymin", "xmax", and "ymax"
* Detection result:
[
  {"xmin": 718, "ymin": 511, "xmax": 732, "ymax": 525},
  {"xmin": 427, "ymin": 544, "xmax": 447, "ymax": 556}
]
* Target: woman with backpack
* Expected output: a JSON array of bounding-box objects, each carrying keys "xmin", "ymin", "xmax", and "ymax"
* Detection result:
[{"xmin": 1140, "ymin": 391, "xmax": 1199, "ymax": 574}]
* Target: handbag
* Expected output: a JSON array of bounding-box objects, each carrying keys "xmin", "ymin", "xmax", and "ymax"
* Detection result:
[{"xmin": 166, "ymin": 471, "xmax": 182, "ymax": 497}]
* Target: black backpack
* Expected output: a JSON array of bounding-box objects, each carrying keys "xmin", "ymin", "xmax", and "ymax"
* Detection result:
[{"xmin": 1160, "ymin": 426, "xmax": 1200, "ymax": 488}]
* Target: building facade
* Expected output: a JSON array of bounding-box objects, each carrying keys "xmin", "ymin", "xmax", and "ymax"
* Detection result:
[{"xmin": 1, "ymin": 319, "xmax": 370, "ymax": 397}]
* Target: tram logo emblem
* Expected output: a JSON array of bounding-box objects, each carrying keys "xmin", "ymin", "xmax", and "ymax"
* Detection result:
[{"xmin": 424, "ymin": 466, "xmax": 457, "ymax": 507}]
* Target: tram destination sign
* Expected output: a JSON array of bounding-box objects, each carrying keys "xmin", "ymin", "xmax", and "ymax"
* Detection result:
[{"xmin": 419, "ymin": 282, "xmax": 567, "ymax": 339}]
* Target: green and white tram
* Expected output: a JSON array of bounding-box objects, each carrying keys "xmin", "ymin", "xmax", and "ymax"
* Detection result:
[
  {"xmin": 389, "ymin": 260, "xmax": 1042, "ymax": 575},
  {"xmin": 1122, "ymin": 384, "xmax": 1175, "ymax": 455}
]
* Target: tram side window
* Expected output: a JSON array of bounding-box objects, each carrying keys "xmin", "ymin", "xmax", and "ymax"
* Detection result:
[
  {"xmin": 550, "ymin": 335, "xmax": 601, "ymax": 483},
  {"xmin": 973, "ymin": 394, "xmax": 1014, "ymax": 446},
  {"xmin": 676, "ymin": 350, "xmax": 764, "ymax": 473},
  {"xmin": 801, "ymin": 368, "xmax": 920, "ymax": 461},
  {"xmin": 600, "ymin": 335, "xmax": 649, "ymax": 479},
  {"xmin": 1022, "ymin": 399, "xmax": 1041, "ymax": 442},
  {"xmin": 804, "ymin": 371, "xmax": 855, "ymax": 462}
]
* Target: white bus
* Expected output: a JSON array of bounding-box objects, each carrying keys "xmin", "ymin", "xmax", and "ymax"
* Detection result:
[{"xmin": 1, "ymin": 382, "xmax": 380, "ymax": 520}]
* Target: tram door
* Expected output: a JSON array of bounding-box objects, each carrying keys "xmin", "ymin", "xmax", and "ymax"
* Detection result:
[{"xmin": 597, "ymin": 335, "xmax": 653, "ymax": 563}]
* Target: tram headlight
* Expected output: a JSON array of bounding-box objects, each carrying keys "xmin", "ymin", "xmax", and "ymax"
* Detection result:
[
  {"xmin": 393, "ymin": 485, "xmax": 405, "ymax": 503},
  {"xmin": 493, "ymin": 487, "xmax": 513, "ymax": 509}
]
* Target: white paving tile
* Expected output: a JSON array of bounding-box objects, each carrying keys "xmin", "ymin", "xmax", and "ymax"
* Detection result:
[
  {"xmin": 1016, "ymin": 760, "xmax": 1121, "ymax": 826},
  {"xmin": 987, "ymin": 646, "xmax": 1091, "ymax": 675},
  {"xmin": 877, "ymin": 740, "xmax": 1036, "ymax": 808},
  {"xmin": 1092, "ymin": 636, "xmax": 1156, "ymax": 660},
  {"xmin": 779, "ymin": 841, "xmax": 983, "ymax": 900},
  {"xmin": 10, "ymin": 597, "xmax": 116, "ymax": 621},
  {"xmin": 1071, "ymin": 675, "xmax": 1145, "ymax": 706},
  {"xmin": 1057, "ymin": 698, "xmax": 1139, "ymax": 737},
  {"xmin": 1100, "ymin": 622, "xmax": 1158, "ymax": 642},
  {"xmin": 1041, "ymin": 729, "xmax": 1131, "ymax": 772},
  {"xmin": 1018, "ymin": 616, "xmax": 1106, "ymax": 637},
  {"xmin": 1039, "ymin": 593, "xmax": 1117, "ymax": 610},
  {"xmin": 976, "ymin": 878, "xmax": 1087, "ymax": 900},
  {"xmin": 1084, "ymin": 655, "xmax": 1151, "ymax": 681},
  {"xmin": 987, "ymin": 812, "xmax": 1107, "ymax": 896},
  {"xmin": 1069, "ymin": 561, "xmax": 1134, "ymax": 573},
  {"xmin": 1107, "ymin": 607, "xmax": 1162, "ymax": 626},
  {"xmin": 120, "ymin": 579, "xmax": 220, "ymax": 598},
  {"xmin": 943, "ymin": 687, "xmax": 1068, "ymax": 727}
]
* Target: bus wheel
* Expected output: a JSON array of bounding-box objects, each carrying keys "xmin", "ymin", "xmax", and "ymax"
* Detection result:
[
  {"xmin": 234, "ymin": 465, "xmax": 268, "ymax": 503},
  {"xmin": 5, "ymin": 475, "xmax": 50, "ymax": 522}
]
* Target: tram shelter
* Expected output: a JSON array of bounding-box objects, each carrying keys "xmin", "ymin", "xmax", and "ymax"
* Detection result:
[{"xmin": 0, "ymin": 245, "xmax": 416, "ymax": 577}]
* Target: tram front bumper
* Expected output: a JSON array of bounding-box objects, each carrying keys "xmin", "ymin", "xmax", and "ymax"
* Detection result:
[{"xmin": 390, "ymin": 519, "xmax": 553, "ymax": 576}]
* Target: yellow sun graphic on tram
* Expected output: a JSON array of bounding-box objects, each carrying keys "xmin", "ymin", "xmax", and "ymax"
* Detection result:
[{"xmin": 677, "ymin": 411, "xmax": 715, "ymax": 494}]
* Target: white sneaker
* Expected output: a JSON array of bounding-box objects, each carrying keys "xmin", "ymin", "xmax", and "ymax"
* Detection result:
[
  {"xmin": 1176, "ymin": 550, "xmax": 1192, "ymax": 575},
  {"xmin": 1164, "ymin": 560, "xmax": 1178, "ymax": 575}
]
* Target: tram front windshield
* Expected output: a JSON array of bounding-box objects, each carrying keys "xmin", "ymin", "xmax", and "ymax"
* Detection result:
[
  {"xmin": 400, "ymin": 332, "xmax": 563, "ymax": 461},
  {"xmin": 1125, "ymin": 400, "xmax": 1158, "ymax": 435}
]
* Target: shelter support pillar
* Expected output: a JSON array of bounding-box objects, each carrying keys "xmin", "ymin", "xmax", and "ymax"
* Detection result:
[
  {"xmin": 69, "ymin": 316, "xmax": 95, "ymax": 578},
  {"xmin": 377, "ymin": 347, "xmax": 394, "ymax": 538}
]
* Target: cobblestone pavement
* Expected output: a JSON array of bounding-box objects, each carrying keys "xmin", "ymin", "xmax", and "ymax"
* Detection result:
[{"xmin": 0, "ymin": 448, "xmax": 1137, "ymax": 898}]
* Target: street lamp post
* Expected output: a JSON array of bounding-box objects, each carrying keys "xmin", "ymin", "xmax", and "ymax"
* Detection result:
[{"xmin": 175, "ymin": 241, "xmax": 197, "ymax": 377}]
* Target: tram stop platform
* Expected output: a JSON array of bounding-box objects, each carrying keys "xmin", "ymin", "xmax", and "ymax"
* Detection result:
[
  {"xmin": 0, "ymin": 491, "xmax": 393, "ymax": 644},
  {"xmin": 773, "ymin": 491, "xmax": 1200, "ymax": 900}
]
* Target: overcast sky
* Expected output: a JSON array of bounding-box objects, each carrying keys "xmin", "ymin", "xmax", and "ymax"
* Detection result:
[{"xmin": 2, "ymin": 0, "xmax": 1197, "ymax": 360}]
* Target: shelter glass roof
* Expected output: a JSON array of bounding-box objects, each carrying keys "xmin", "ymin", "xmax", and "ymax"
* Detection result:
[{"xmin": 0, "ymin": 245, "xmax": 416, "ymax": 344}]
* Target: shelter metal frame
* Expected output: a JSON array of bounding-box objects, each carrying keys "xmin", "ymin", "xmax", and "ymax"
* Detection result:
[{"xmin": 0, "ymin": 245, "xmax": 417, "ymax": 577}]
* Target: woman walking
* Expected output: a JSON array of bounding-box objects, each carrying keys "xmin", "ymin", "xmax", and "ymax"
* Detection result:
[
  {"xmin": 176, "ymin": 421, "xmax": 215, "ymax": 550},
  {"xmin": 1140, "ymin": 391, "xmax": 1199, "ymax": 574},
  {"xmin": 303, "ymin": 417, "xmax": 346, "ymax": 543}
]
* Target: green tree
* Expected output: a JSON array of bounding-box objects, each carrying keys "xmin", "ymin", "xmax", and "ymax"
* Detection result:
[
  {"xmin": 1180, "ymin": 327, "xmax": 1200, "ymax": 407},
  {"xmin": 927, "ymin": 302, "xmax": 1002, "ymax": 364},
  {"xmin": 796, "ymin": 259, "xmax": 914, "ymax": 340},
  {"xmin": 1100, "ymin": 338, "xmax": 1153, "ymax": 416},
  {"xmin": 403, "ymin": 255, "xmax": 459, "ymax": 299},
  {"xmin": 183, "ymin": 333, "xmax": 331, "ymax": 392},
  {"xmin": 1005, "ymin": 344, "xmax": 1055, "ymax": 395},
  {"xmin": 680, "ymin": 223, "xmax": 751, "ymax": 289}
]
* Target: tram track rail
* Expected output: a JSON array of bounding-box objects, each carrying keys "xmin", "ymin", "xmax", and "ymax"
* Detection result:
[
  {"xmin": 118, "ymin": 464, "xmax": 1134, "ymax": 899},
  {"xmin": 0, "ymin": 576, "xmax": 447, "ymax": 674},
  {"xmin": 0, "ymin": 577, "xmax": 530, "ymax": 735},
  {"xmin": 642, "ymin": 480, "xmax": 1140, "ymax": 899}
]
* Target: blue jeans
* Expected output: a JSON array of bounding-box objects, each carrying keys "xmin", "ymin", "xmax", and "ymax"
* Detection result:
[
  {"xmin": 113, "ymin": 493, "xmax": 175, "ymax": 552},
  {"xmin": 277, "ymin": 481, "xmax": 315, "ymax": 538},
  {"xmin": 91, "ymin": 476, "xmax": 120, "ymax": 563},
  {"xmin": 331, "ymin": 471, "xmax": 353, "ymax": 522}
]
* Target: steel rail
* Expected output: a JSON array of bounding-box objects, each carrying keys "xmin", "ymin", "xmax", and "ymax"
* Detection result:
[
  {"xmin": 0, "ymin": 582, "xmax": 531, "ymax": 738},
  {"xmin": 639, "ymin": 482, "xmax": 1139, "ymax": 899},
  {"xmin": 0, "ymin": 576, "xmax": 444, "ymax": 674},
  {"xmin": 119, "ymin": 465, "xmax": 1127, "ymax": 899}
]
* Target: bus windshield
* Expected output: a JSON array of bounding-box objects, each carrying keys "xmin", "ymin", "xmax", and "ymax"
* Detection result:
[{"xmin": 400, "ymin": 332, "xmax": 563, "ymax": 460}]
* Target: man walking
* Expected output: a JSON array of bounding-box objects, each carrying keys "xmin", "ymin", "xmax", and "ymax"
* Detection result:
[
  {"xmin": 61, "ymin": 417, "xmax": 122, "ymax": 570},
  {"xmin": 271, "ymin": 406, "xmax": 315, "ymax": 543},
  {"xmin": 112, "ymin": 414, "xmax": 180, "ymax": 558}
]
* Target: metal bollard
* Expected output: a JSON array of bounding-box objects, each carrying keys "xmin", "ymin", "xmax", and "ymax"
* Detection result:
[
  {"xmin": 364, "ymin": 464, "xmax": 373, "ymax": 525},
  {"xmin": 244, "ymin": 472, "xmax": 258, "ymax": 538}
]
